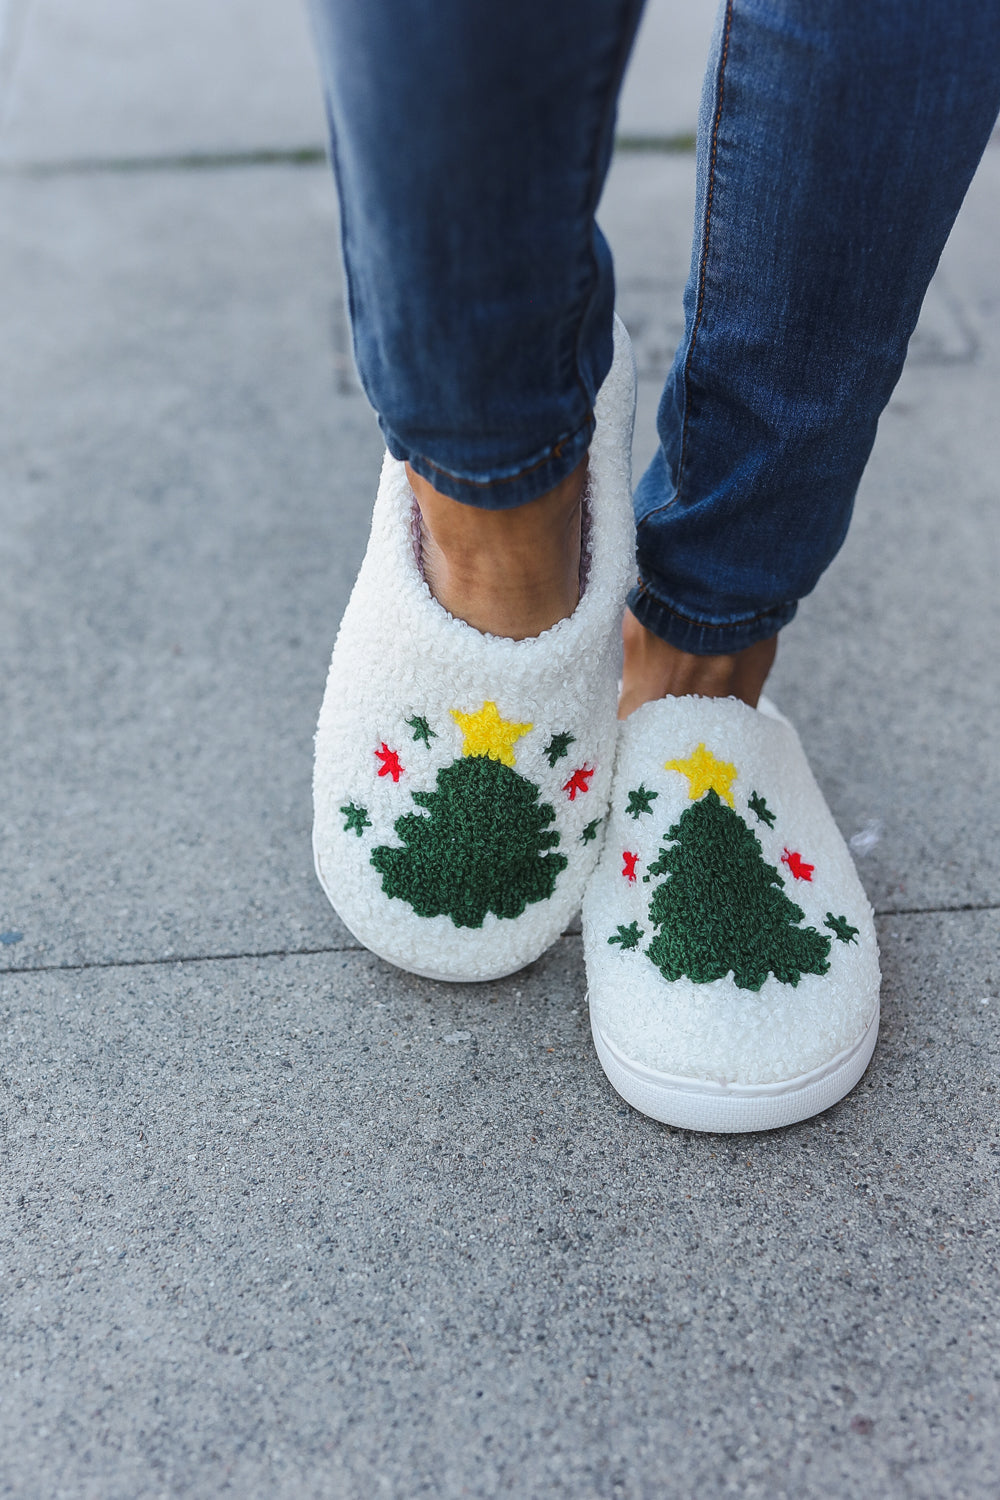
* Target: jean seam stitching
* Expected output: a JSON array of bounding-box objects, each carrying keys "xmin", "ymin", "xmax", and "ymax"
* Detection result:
[{"xmin": 674, "ymin": 0, "xmax": 734, "ymax": 505}]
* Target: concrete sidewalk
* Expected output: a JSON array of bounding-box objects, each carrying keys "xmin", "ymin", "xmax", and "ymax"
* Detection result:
[{"xmin": 1, "ymin": 2, "xmax": 998, "ymax": 1495}]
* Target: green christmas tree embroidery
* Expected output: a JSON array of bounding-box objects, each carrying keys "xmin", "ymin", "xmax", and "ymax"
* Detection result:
[
  {"xmin": 371, "ymin": 755, "xmax": 568, "ymax": 928},
  {"xmin": 581, "ymin": 818, "xmax": 601, "ymax": 844},
  {"xmin": 645, "ymin": 790, "xmax": 831, "ymax": 991},
  {"xmin": 825, "ymin": 912, "xmax": 859, "ymax": 944}
]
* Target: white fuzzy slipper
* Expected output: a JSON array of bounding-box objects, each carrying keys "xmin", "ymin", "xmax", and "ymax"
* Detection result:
[
  {"xmin": 313, "ymin": 317, "xmax": 637, "ymax": 981},
  {"xmin": 582, "ymin": 694, "xmax": 880, "ymax": 1131}
]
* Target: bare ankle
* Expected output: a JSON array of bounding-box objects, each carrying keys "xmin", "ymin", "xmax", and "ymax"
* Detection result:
[
  {"xmin": 618, "ymin": 610, "xmax": 777, "ymax": 719},
  {"xmin": 407, "ymin": 459, "xmax": 586, "ymax": 640}
]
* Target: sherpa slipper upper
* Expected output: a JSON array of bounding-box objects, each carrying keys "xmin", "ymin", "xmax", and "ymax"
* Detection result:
[
  {"xmin": 582, "ymin": 693, "xmax": 880, "ymax": 1132},
  {"xmin": 314, "ymin": 317, "xmax": 637, "ymax": 982}
]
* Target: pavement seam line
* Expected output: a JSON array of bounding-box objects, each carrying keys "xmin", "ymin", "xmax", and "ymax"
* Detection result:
[
  {"xmin": 1, "ymin": 902, "xmax": 997, "ymax": 978},
  {"xmin": 0, "ymin": 146, "xmax": 331, "ymax": 175},
  {"xmin": 0, "ymin": 943, "xmax": 365, "ymax": 976},
  {"xmin": 0, "ymin": 135, "xmax": 702, "ymax": 179},
  {"xmin": 2, "ymin": 134, "xmax": 995, "ymax": 179}
]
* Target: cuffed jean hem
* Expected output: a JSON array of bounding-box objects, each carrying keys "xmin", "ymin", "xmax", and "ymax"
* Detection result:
[
  {"xmin": 382, "ymin": 413, "xmax": 595, "ymax": 510},
  {"xmin": 627, "ymin": 580, "xmax": 797, "ymax": 656}
]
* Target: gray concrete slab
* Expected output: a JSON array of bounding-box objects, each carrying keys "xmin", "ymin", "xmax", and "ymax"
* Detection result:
[
  {"xmin": 766, "ymin": 146, "xmax": 1000, "ymax": 919},
  {"xmin": 2, "ymin": 147, "xmax": 998, "ymax": 975},
  {"xmin": 0, "ymin": 167, "xmax": 377, "ymax": 971},
  {"xmin": 0, "ymin": 0, "xmax": 327, "ymax": 163},
  {"xmin": 1, "ymin": 912, "xmax": 998, "ymax": 1498},
  {"xmin": 0, "ymin": 0, "xmax": 715, "ymax": 170},
  {"xmin": 618, "ymin": 0, "xmax": 718, "ymax": 142}
]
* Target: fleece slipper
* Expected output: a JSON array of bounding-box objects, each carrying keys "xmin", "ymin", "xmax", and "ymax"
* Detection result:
[
  {"xmin": 582, "ymin": 694, "xmax": 880, "ymax": 1132},
  {"xmin": 313, "ymin": 317, "xmax": 637, "ymax": 981}
]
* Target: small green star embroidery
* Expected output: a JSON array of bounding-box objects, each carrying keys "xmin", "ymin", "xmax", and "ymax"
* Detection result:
[
  {"xmin": 825, "ymin": 912, "xmax": 859, "ymax": 944},
  {"xmin": 608, "ymin": 921, "xmax": 643, "ymax": 951},
  {"xmin": 340, "ymin": 803, "xmax": 371, "ymax": 837},
  {"xmin": 748, "ymin": 791, "xmax": 777, "ymax": 828},
  {"xmin": 544, "ymin": 731, "xmax": 575, "ymax": 768},
  {"xmin": 581, "ymin": 818, "xmax": 601, "ymax": 845},
  {"xmin": 406, "ymin": 715, "xmax": 436, "ymax": 747},
  {"xmin": 625, "ymin": 784, "xmax": 658, "ymax": 819}
]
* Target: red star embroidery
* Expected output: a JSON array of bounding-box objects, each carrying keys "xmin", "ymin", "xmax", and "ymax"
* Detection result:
[
  {"xmin": 622, "ymin": 851, "xmax": 639, "ymax": 882},
  {"xmin": 782, "ymin": 848, "xmax": 814, "ymax": 881},
  {"xmin": 563, "ymin": 765, "xmax": 594, "ymax": 800},
  {"xmin": 375, "ymin": 743, "xmax": 403, "ymax": 782}
]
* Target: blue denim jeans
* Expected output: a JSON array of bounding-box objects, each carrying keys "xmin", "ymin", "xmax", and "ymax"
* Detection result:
[{"xmin": 309, "ymin": 0, "xmax": 1000, "ymax": 653}]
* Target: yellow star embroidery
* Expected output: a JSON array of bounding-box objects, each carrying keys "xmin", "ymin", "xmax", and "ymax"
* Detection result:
[
  {"xmin": 450, "ymin": 701, "xmax": 532, "ymax": 768},
  {"xmin": 664, "ymin": 742, "xmax": 738, "ymax": 807}
]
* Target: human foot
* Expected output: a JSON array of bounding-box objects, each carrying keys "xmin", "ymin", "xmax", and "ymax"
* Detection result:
[
  {"xmin": 618, "ymin": 609, "xmax": 777, "ymax": 719},
  {"xmin": 407, "ymin": 458, "xmax": 586, "ymax": 640}
]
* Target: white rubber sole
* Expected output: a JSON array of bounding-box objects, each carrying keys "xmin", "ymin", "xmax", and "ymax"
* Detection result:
[{"xmin": 591, "ymin": 1001, "xmax": 880, "ymax": 1133}]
